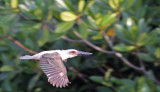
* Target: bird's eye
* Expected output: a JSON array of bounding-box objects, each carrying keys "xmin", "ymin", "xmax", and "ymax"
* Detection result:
[{"xmin": 69, "ymin": 51, "xmax": 76, "ymax": 55}]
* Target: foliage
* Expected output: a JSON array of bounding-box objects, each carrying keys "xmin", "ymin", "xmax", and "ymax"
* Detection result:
[{"xmin": 0, "ymin": 0, "xmax": 160, "ymax": 92}]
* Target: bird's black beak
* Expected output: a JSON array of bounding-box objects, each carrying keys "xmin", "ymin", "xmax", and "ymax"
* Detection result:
[{"xmin": 77, "ymin": 51, "xmax": 93, "ymax": 56}]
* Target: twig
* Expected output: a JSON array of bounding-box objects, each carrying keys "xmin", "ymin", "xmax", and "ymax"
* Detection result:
[
  {"xmin": 68, "ymin": 67, "xmax": 89, "ymax": 83},
  {"xmin": 74, "ymin": 31, "xmax": 141, "ymax": 70},
  {"xmin": 103, "ymin": 33, "xmax": 142, "ymax": 70},
  {"xmin": 103, "ymin": 33, "xmax": 160, "ymax": 85},
  {"xmin": 91, "ymin": 60, "xmax": 106, "ymax": 74},
  {"xmin": 45, "ymin": 23, "xmax": 55, "ymax": 32},
  {"xmin": 7, "ymin": 36, "xmax": 37, "ymax": 54},
  {"xmin": 61, "ymin": 36, "xmax": 83, "ymax": 43},
  {"xmin": 18, "ymin": 13, "xmax": 34, "ymax": 22},
  {"xmin": 103, "ymin": 33, "xmax": 114, "ymax": 50},
  {"xmin": 136, "ymin": 49, "xmax": 145, "ymax": 70},
  {"xmin": 114, "ymin": 53, "xmax": 142, "ymax": 70},
  {"xmin": 136, "ymin": 50, "xmax": 160, "ymax": 85},
  {"xmin": 73, "ymin": 31, "xmax": 115, "ymax": 54},
  {"xmin": 144, "ymin": 71, "xmax": 160, "ymax": 85}
]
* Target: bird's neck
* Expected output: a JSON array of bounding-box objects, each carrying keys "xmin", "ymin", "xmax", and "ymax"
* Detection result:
[{"xmin": 58, "ymin": 51, "xmax": 70, "ymax": 61}]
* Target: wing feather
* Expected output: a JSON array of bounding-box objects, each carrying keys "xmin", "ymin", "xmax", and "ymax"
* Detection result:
[{"xmin": 40, "ymin": 52, "xmax": 70, "ymax": 88}]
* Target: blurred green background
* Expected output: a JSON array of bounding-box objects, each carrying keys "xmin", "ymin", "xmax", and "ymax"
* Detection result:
[{"xmin": 0, "ymin": 0, "xmax": 160, "ymax": 92}]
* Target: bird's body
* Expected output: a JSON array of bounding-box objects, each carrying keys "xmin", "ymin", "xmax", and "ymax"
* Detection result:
[
  {"xmin": 20, "ymin": 50, "xmax": 73, "ymax": 60},
  {"xmin": 20, "ymin": 49, "xmax": 92, "ymax": 88}
]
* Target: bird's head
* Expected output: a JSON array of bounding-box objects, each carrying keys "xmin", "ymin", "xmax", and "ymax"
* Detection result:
[{"xmin": 60, "ymin": 49, "xmax": 92, "ymax": 60}]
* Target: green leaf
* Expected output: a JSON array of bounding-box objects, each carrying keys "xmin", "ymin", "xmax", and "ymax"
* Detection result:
[
  {"xmin": 11, "ymin": 0, "xmax": 18, "ymax": 8},
  {"xmin": 155, "ymin": 48, "xmax": 160, "ymax": 59},
  {"xmin": 110, "ymin": 77, "xmax": 123, "ymax": 85},
  {"xmin": 35, "ymin": 0, "xmax": 45, "ymax": 8},
  {"xmin": 34, "ymin": 8, "xmax": 43, "ymax": 20},
  {"xmin": 3, "ymin": 79, "xmax": 12, "ymax": 91},
  {"xmin": 121, "ymin": 0, "xmax": 135, "ymax": 9},
  {"xmin": 137, "ymin": 32, "xmax": 147, "ymax": 46},
  {"xmin": 49, "ymin": 33, "xmax": 64, "ymax": 42},
  {"xmin": 104, "ymin": 69, "xmax": 113, "ymax": 81},
  {"xmin": 113, "ymin": 43, "xmax": 135, "ymax": 52},
  {"xmin": 1, "ymin": 14, "xmax": 17, "ymax": 25},
  {"xmin": 87, "ymin": 9, "xmax": 96, "ymax": 19},
  {"xmin": 0, "ymin": 65, "xmax": 15, "ymax": 72},
  {"xmin": 96, "ymin": 86, "xmax": 113, "ymax": 92},
  {"xmin": 47, "ymin": 8, "xmax": 53, "ymax": 20},
  {"xmin": 21, "ymin": 11, "xmax": 37, "ymax": 20},
  {"xmin": 0, "ymin": 72, "xmax": 18, "ymax": 81},
  {"xmin": 146, "ymin": 45, "xmax": 155, "ymax": 55},
  {"xmin": 125, "ymin": 0, "xmax": 135, "ymax": 8},
  {"xmin": 121, "ymin": 79, "xmax": 136, "ymax": 89},
  {"xmin": 25, "ymin": 38, "xmax": 34, "ymax": 49},
  {"xmin": 78, "ymin": 0, "xmax": 85, "ymax": 12},
  {"xmin": 108, "ymin": 0, "xmax": 119, "ymax": 10},
  {"xmin": 63, "ymin": 0, "xmax": 75, "ymax": 11},
  {"xmin": 92, "ymin": 33, "xmax": 103, "ymax": 40},
  {"xmin": 0, "ymin": 47, "xmax": 8, "ymax": 51},
  {"xmin": 115, "ymin": 24, "xmax": 133, "ymax": 44},
  {"xmin": 89, "ymin": 76, "xmax": 104, "ymax": 84},
  {"xmin": 85, "ymin": 0, "xmax": 95, "ymax": 11},
  {"xmin": 55, "ymin": 21, "xmax": 74, "ymax": 33},
  {"xmin": 137, "ymin": 77, "xmax": 150, "ymax": 92},
  {"xmin": 137, "ymin": 32, "xmax": 155, "ymax": 47},
  {"xmin": 131, "ymin": 26, "xmax": 138, "ymax": 39},
  {"xmin": 123, "ymin": 30, "xmax": 134, "ymax": 41},
  {"xmin": 60, "ymin": 11, "xmax": 78, "ymax": 21},
  {"xmin": 138, "ymin": 53, "xmax": 155, "ymax": 62},
  {"xmin": 28, "ymin": 72, "xmax": 41, "ymax": 91},
  {"xmin": 100, "ymin": 13, "xmax": 116, "ymax": 29},
  {"xmin": 38, "ymin": 29, "xmax": 49, "ymax": 46},
  {"xmin": 78, "ymin": 21, "xmax": 88, "ymax": 39},
  {"xmin": 138, "ymin": 19, "xmax": 149, "ymax": 34}
]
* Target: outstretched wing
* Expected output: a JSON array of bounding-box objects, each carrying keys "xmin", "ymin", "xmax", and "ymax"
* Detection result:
[{"xmin": 40, "ymin": 52, "xmax": 70, "ymax": 88}]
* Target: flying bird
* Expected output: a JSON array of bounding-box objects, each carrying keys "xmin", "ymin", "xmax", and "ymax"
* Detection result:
[{"xmin": 20, "ymin": 49, "xmax": 92, "ymax": 88}]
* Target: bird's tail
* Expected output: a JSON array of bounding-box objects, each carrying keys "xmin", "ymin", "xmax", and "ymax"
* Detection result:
[{"xmin": 20, "ymin": 55, "xmax": 35, "ymax": 59}]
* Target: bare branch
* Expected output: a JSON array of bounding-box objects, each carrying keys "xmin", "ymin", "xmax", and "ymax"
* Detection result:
[
  {"xmin": 91, "ymin": 60, "xmax": 106, "ymax": 74},
  {"xmin": 103, "ymin": 33, "xmax": 160, "ymax": 85},
  {"xmin": 144, "ymin": 71, "xmax": 160, "ymax": 85},
  {"xmin": 7, "ymin": 36, "xmax": 37, "ymax": 54},
  {"xmin": 115, "ymin": 52, "xmax": 142, "ymax": 70},
  {"xmin": 61, "ymin": 36, "xmax": 83, "ymax": 43},
  {"xmin": 73, "ymin": 31, "xmax": 115, "ymax": 54},
  {"xmin": 18, "ymin": 13, "xmax": 34, "ymax": 22},
  {"xmin": 103, "ymin": 34, "xmax": 114, "ymax": 49},
  {"xmin": 68, "ymin": 67, "xmax": 89, "ymax": 83},
  {"xmin": 103, "ymin": 33, "xmax": 142, "ymax": 70},
  {"xmin": 74, "ymin": 31, "xmax": 142, "ymax": 70},
  {"xmin": 45, "ymin": 24, "xmax": 55, "ymax": 32}
]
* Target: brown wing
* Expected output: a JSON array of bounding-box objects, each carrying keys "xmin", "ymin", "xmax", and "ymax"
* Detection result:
[{"xmin": 40, "ymin": 52, "xmax": 70, "ymax": 88}]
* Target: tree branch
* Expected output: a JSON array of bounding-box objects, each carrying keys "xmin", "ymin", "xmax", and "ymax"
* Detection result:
[
  {"xmin": 68, "ymin": 67, "xmax": 89, "ymax": 83},
  {"xmin": 103, "ymin": 33, "xmax": 142, "ymax": 70},
  {"xmin": 103, "ymin": 33, "xmax": 160, "ymax": 85},
  {"xmin": 103, "ymin": 34, "xmax": 114, "ymax": 49},
  {"xmin": 7, "ymin": 36, "xmax": 37, "ymax": 54},
  {"xmin": 73, "ymin": 31, "xmax": 115, "ymax": 54},
  {"xmin": 61, "ymin": 36, "xmax": 83, "ymax": 43},
  {"xmin": 74, "ymin": 31, "xmax": 141, "ymax": 70},
  {"xmin": 91, "ymin": 60, "xmax": 106, "ymax": 74}
]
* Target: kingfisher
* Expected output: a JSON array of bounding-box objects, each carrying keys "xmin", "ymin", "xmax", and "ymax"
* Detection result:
[{"xmin": 20, "ymin": 49, "xmax": 92, "ymax": 88}]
